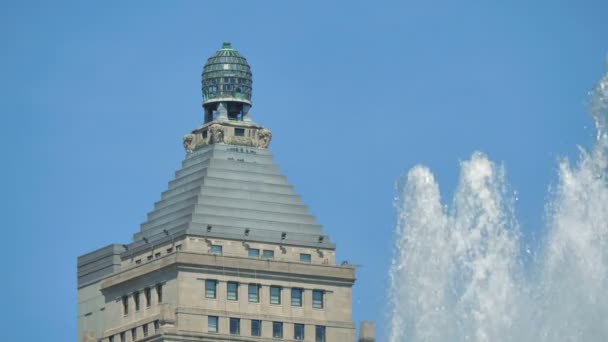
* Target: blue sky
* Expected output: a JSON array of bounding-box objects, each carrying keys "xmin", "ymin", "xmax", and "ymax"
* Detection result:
[{"xmin": 1, "ymin": 0, "xmax": 606, "ymax": 340}]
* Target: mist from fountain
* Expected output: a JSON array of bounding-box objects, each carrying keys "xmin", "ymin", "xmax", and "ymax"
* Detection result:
[{"xmin": 389, "ymin": 62, "xmax": 608, "ymax": 342}]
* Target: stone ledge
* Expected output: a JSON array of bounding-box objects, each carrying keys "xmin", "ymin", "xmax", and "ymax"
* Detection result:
[{"xmin": 101, "ymin": 251, "xmax": 355, "ymax": 290}]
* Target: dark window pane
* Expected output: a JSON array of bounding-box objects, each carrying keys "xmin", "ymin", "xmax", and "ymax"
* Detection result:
[
  {"xmin": 294, "ymin": 323, "xmax": 305, "ymax": 340},
  {"xmin": 251, "ymin": 319, "xmax": 262, "ymax": 337},
  {"xmin": 227, "ymin": 282, "xmax": 238, "ymax": 301},
  {"xmin": 211, "ymin": 245, "xmax": 222, "ymax": 255},
  {"xmin": 300, "ymin": 253, "xmax": 312, "ymax": 263},
  {"xmin": 248, "ymin": 284, "xmax": 259, "ymax": 302},
  {"xmin": 270, "ymin": 286, "xmax": 281, "ymax": 305},
  {"xmin": 230, "ymin": 318, "xmax": 240, "ymax": 335},
  {"xmin": 291, "ymin": 288, "xmax": 302, "ymax": 306},
  {"xmin": 273, "ymin": 322, "xmax": 283, "ymax": 338},
  {"xmin": 262, "ymin": 250, "xmax": 274, "ymax": 259},
  {"xmin": 248, "ymin": 248, "xmax": 259, "ymax": 258},
  {"xmin": 315, "ymin": 326, "xmax": 326, "ymax": 342},
  {"xmin": 313, "ymin": 290, "xmax": 324, "ymax": 309},
  {"xmin": 208, "ymin": 316, "xmax": 218, "ymax": 333},
  {"xmin": 205, "ymin": 280, "xmax": 217, "ymax": 299}
]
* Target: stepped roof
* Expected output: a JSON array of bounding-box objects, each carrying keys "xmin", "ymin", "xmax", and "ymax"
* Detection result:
[{"xmin": 134, "ymin": 143, "xmax": 333, "ymax": 249}]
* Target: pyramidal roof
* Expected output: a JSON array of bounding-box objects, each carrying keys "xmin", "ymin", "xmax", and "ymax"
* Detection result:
[{"xmin": 133, "ymin": 143, "xmax": 333, "ymax": 249}]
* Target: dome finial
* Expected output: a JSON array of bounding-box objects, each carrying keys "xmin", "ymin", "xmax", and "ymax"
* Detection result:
[{"xmin": 222, "ymin": 42, "xmax": 233, "ymax": 50}]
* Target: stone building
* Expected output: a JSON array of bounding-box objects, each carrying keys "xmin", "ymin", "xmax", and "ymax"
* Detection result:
[{"xmin": 77, "ymin": 42, "xmax": 360, "ymax": 342}]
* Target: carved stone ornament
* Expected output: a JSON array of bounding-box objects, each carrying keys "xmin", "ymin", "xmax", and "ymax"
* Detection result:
[
  {"xmin": 257, "ymin": 128, "xmax": 272, "ymax": 148},
  {"xmin": 225, "ymin": 136, "xmax": 255, "ymax": 147},
  {"xmin": 182, "ymin": 133, "xmax": 197, "ymax": 153},
  {"xmin": 208, "ymin": 124, "xmax": 225, "ymax": 144}
]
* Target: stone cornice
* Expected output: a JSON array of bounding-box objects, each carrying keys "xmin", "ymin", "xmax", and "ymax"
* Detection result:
[{"xmin": 101, "ymin": 251, "xmax": 356, "ymax": 291}]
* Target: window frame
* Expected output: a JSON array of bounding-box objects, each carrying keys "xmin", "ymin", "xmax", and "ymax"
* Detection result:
[
  {"xmin": 312, "ymin": 289, "xmax": 324, "ymax": 309},
  {"xmin": 248, "ymin": 248, "xmax": 260, "ymax": 258},
  {"xmin": 270, "ymin": 286, "xmax": 282, "ymax": 305},
  {"xmin": 291, "ymin": 288, "xmax": 303, "ymax": 307},
  {"xmin": 227, "ymin": 281, "xmax": 238, "ymax": 301},
  {"xmin": 210, "ymin": 244, "xmax": 223, "ymax": 255},
  {"xmin": 300, "ymin": 253, "xmax": 312, "ymax": 263},
  {"xmin": 205, "ymin": 279, "xmax": 218, "ymax": 299},
  {"xmin": 229, "ymin": 317, "xmax": 240, "ymax": 335},
  {"xmin": 272, "ymin": 321, "xmax": 283, "ymax": 338},
  {"xmin": 262, "ymin": 249, "xmax": 275, "ymax": 259},
  {"xmin": 208, "ymin": 316, "xmax": 219, "ymax": 333},
  {"xmin": 248, "ymin": 283, "xmax": 260, "ymax": 303},
  {"xmin": 315, "ymin": 326, "xmax": 326, "ymax": 342},
  {"xmin": 251, "ymin": 319, "xmax": 262, "ymax": 337},
  {"xmin": 294, "ymin": 323, "xmax": 305, "ymax": 340}
]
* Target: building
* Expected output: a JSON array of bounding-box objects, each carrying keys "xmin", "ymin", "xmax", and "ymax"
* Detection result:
[{"xmin": 77, "ymin": 42, "xmax": 359, "ymax": 342}]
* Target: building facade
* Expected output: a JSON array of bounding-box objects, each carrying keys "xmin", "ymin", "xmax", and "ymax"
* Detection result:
[{"xmin": 77, "ymin": 43, "xmax": 357, "ymax": 342}]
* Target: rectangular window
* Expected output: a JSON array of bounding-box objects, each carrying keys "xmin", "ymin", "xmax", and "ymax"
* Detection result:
[
  {"xmin": 109, "ymin": 336, "xmax": 114, "ymax": 342},
  {"xmin": 205, "ymin": 280, "xmax": 217, "ymax": 299},
  {"xmin": 175, "ymin": 244, "xmax": 182, "ymax": 251},
  {"xmin": 315, "ymin": 326, "xmax": 326, "ymax": 342},
  {"xmin": 131, "ymin": 328, "xmax": 137, "ymax": 341},
  {"xmin": 145, "ymin": 288, "xmax": 151, "ymax": 307},
  {"xmin": 122, "ymin": 296, "xmax": 129, "ymax": 315},
  {"xmin": 262, "ymin": 250, "xmax": 274, "ymax": 259},
  {"xmin": 135, "ymin": 259, "xmax": 141, "ymax": 264},
  {"xmin": 248, "ymin": 284, "xmax": 260, "ymax": 303},
  {"xmin": 227, "ymin": 281, "xmax": 238, "ymax": 301},
  {"xmin": 270, "ymin": 286, "xmax": 281, "ymax": 305},
  {"xmin": 251, "ymin": 319, "xmax": 262, "ymax": 337},
  {"xmin": 211, "ymin": 244, "xmax": 223, "ymax": 255},
  {"xmin": 208, "ymin": 316, "xmax": 218, "ymax": 333},
  {"xmin": 248, "ymin": 248, "xmax": 259, "ymax": 258},
  {"xmin": 294, "ymin": 323, "xmax": 305, "ymax": 340},
  {"xmin": 155, "ymin": 252, "xmax": 161, "ymax": 258},
  {"xmin": 315, "ymin": 325, "xmax": 325, "ymax": 342},
  {"xmin": 313, "ymin": 290, "xmax": 324, "ymax": 309},
  {"xmin": 300, "ymin": 253, "xmax": 312, "ymax": 263},
  {"xmin": 156, "ymin": 284, "xmax": 163, "ymax": 303},
  {"xmin": 230, "ymin": 318, "xmax": 240, "ymax": 335},
  {"xmin": 143, "ymin": 324, "xmax": 148, "ymax": 337},
  {"xmin": 235, "ymin": 128, "xmax": 245, "ymax": 136},
  {"xmin": 147, "ymin": 255, "xmax": 153, "ymax": 261},
  {"xmin": 154, "ymin": 320, "xmax": 160, "ymax": 331},
  {"xmin": 120, "ymin": 332, "xmax": 125, "ymax": 342},
  {"xmin": 133, "ymin": 291, "xmax": 140, "ymax": 311},
  {"xmin": 166, "ymin": 247, "xmax": 173, "ymax": 253},
  {"xmin": 273, "ymin": 321, "xmax": 283, "ymax": 338},
  {"xmin": 291, "ymin": 288, "xmax": 303, "ymax": 306}
]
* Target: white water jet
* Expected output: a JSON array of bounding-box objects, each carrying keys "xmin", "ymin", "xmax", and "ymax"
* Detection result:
[{"xmin": 389, "ymin": 61, "xmax": 608, "ymax": 342}]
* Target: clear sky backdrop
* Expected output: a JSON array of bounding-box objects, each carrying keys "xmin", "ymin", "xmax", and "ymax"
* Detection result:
[{"xmin": 1, "ymin": 0, "xmax": 607, "ymax": 340}]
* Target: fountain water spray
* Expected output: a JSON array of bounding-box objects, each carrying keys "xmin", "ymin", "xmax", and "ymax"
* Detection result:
[{"xmin": 389, "ymin": 60, "xmax": 608, "ymax": 342}]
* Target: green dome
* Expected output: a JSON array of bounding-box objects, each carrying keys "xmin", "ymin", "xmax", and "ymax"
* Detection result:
[{"xmin": 202, "ymin": 42, "xmax": 252, "ymax": 105}]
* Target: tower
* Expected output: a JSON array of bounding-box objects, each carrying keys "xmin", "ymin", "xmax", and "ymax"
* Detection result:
[{"xmin": 77, "ymin": 43, "xmax": 357, "ymax": 342}]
